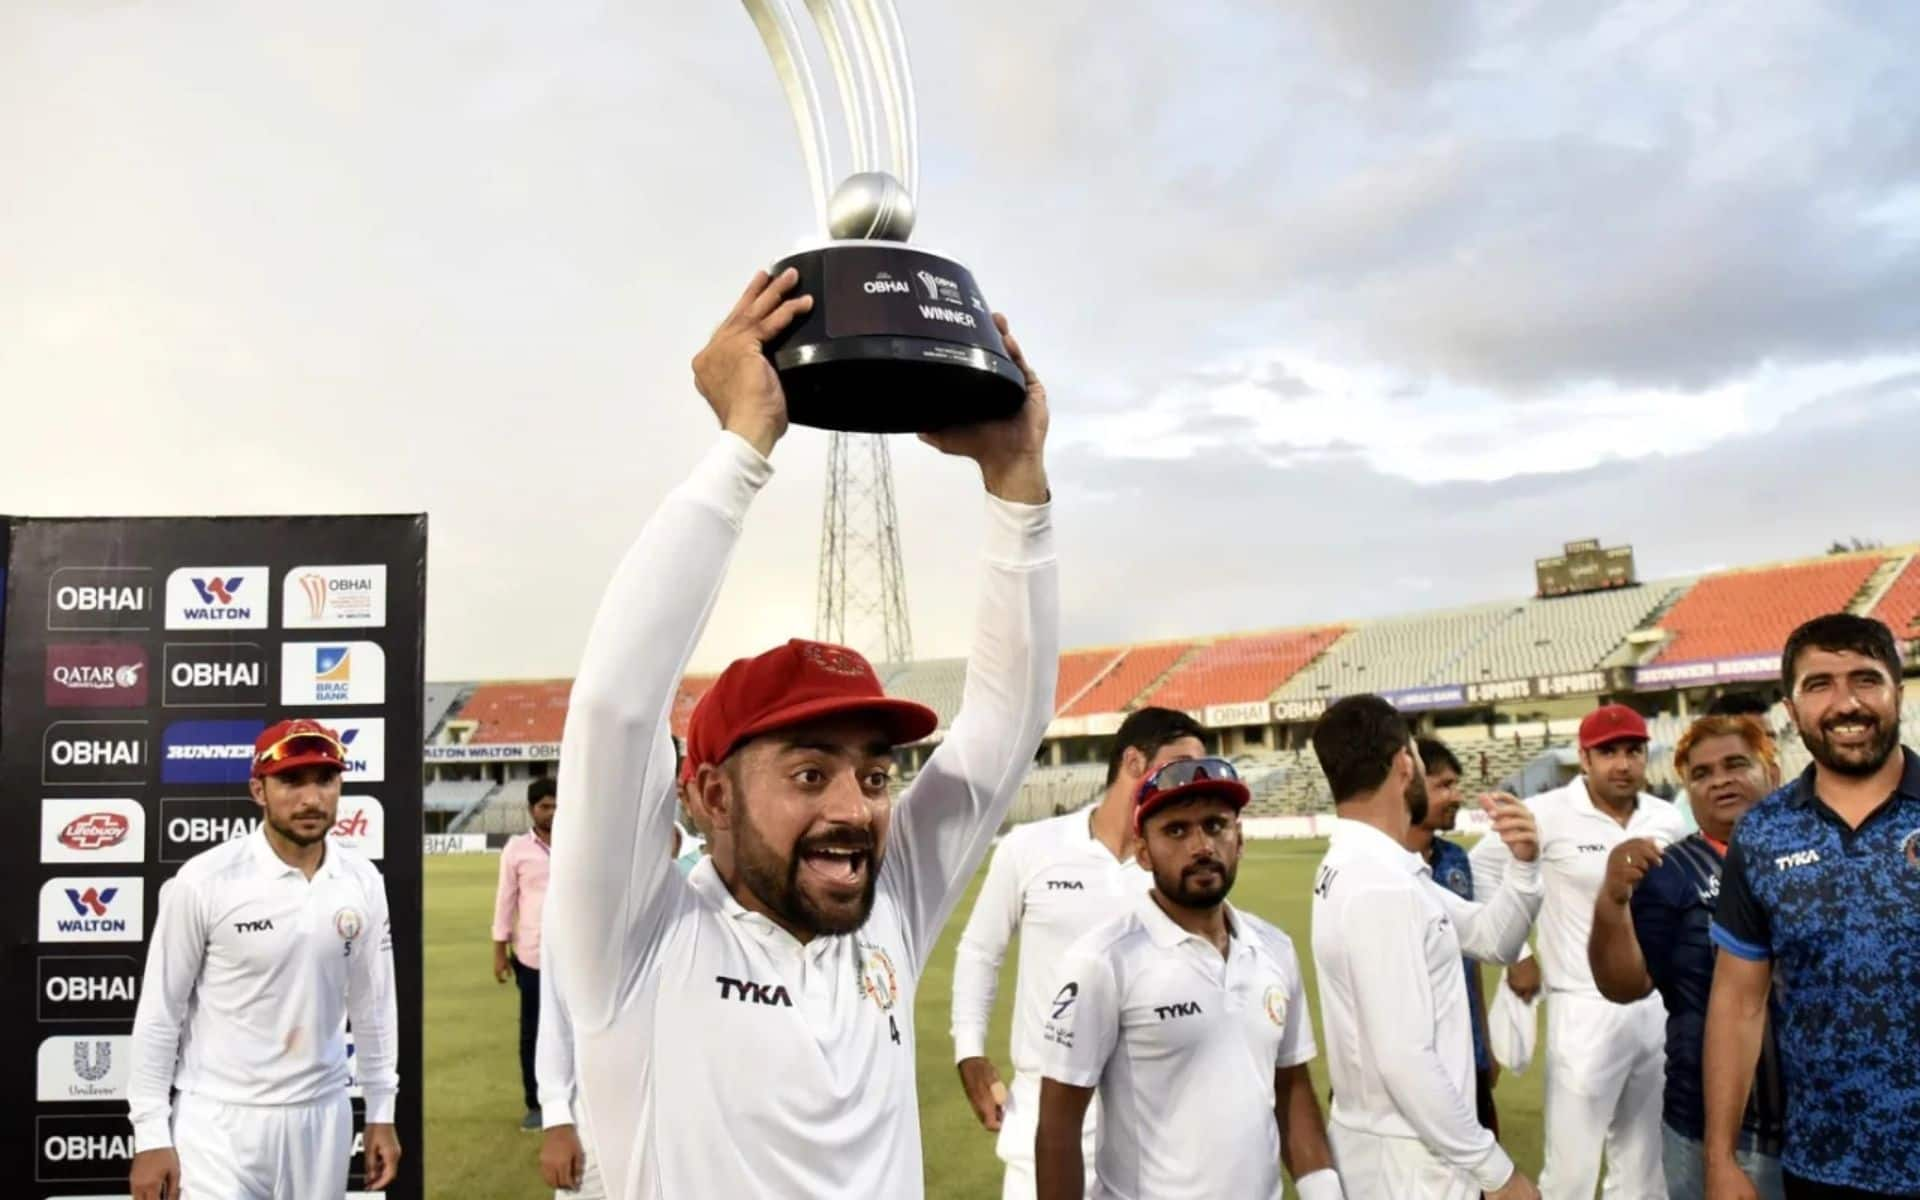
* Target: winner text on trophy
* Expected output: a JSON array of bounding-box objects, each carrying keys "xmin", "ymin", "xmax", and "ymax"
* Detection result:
[{"xmin": 742, "ymin": 0, "xmax": 1027, "ymax": 432}]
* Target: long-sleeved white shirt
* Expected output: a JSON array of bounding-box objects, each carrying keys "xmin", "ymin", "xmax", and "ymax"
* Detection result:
[
  {"xmin": 1468, "ymin": 778, "xmax": 1685, "ymax": 998},
  {"xmin": 128, "ymin": 827, "xmax": 399, "ymax": 1152},
  {"xmin": 1311, "ymin": 818, "xmax": 1540, "ymax": 1192},
  {"xmin": 545, "ymin": 432, "xmax": 1058, "ymax": 1200},
  {"xmin": 536, "ymin": 913, "xmax": 579, "ymax": 1130}
]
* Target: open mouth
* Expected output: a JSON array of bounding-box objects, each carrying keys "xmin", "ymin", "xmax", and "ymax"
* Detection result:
[
  {"xmin": 1824, "ymin": 718, "xmax": 1877, "ymax": 748},
  {"xmin": 799, "ymin": 845, "xmax": 871, "ymax": 892}
]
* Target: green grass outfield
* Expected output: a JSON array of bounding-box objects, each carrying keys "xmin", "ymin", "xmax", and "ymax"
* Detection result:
[{"xmin": 424, "ymin": 839, "xmax": 1546, "ymax": 1198}]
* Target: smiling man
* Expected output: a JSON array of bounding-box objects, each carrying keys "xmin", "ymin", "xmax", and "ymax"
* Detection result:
[
  {"xmin": 1705, "ymin": 614, "xmax": 1920, "ymax": 1200},
  {"xmin": 544, "ymin": 269, "xmax": 1057, "ymax": 1200}
]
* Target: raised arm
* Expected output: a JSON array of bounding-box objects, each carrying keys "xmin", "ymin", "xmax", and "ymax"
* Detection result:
[
  {"xmin": 883, "ymin": 314, "xmax": 1058, "ymax": 968},
  {"xmin": 951, "ymin": 834, "xmax": 1026, "ymax": 1130},
  {"xmin": 1433, "ymin": 795, "xmax": 1542, "ymax": 964},
  {"xmin": 548, "ymin": 270, "xmax": 809, "ymax": 1032}
]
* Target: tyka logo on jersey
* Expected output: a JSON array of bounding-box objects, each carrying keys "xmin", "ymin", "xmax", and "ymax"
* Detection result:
[
  {"xmin": 1774, "ymin": 849, "xmax": 1821, "ymax": 871},
  {"xmin": 715, "ymin": 975, "xmax": 793, "ymax": 1007},
  {"xmin": 1153, "ymin": 1001, "xmax": 1204, "ymax": 1021},
  {"xmin": 1045, "ymin": 880, "xmax": 1085, "ymax": 891},
  {"xmin": 234, "ymin": 918, "xmax": 275, "ymax": 934}
]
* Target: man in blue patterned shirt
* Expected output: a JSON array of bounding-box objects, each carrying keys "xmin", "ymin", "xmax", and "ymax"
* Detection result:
[
  {"xmin": 1707, "ymin": 614, "xmax": 1920, "ymax": 1199},
  {"xmin": 1409, "ymin": 737, "xmax": 1500, "ymax": 1135}
]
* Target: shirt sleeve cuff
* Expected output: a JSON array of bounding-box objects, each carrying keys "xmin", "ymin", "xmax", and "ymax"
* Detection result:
[
  {"xmin": 1471, "ymin": 1144, "xmax": 1517, "ymax": 1192},
  {"xmin": 689, "ymin": 432, "xmax": 775, "ymax": 529},
  {"xmin": 365, "ymin": 1088, "xmax": 398, "ymax": 1125},
  {"xmin": 132, "ymin": 1114, "xmax": 173, "ymax": 1154},
  {"xmin": 1295, "ymin": 1168, "xmax": 1345, "ymax": 1200},
  {"xmin": 1709, "ymin": 922, "xmax": 1770, "ymax": 962},
  {"xmin": 982, "ymin": 493, "xmax": 1054, "ymax": 567},
  {"xmin": 952, "ymin": 1028, "xmax": 988, "ymax": 1063},
  {"xmin": 542, "ymin": 1099, "xmax": 576, "ymax": 1129}
]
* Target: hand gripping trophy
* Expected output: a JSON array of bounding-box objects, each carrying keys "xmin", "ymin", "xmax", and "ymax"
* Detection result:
[{"xmin": 742, "ymin": 0, "xmax": 1028, "ymax": 432}]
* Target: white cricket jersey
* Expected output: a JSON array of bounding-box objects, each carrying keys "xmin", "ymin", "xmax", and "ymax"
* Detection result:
[
  {"xmin": 128, "ymin": 827, "xmax": 399, "ymax": 1153},
  {"xmin": 1036, "ymin": 891, "xmax": 1317, "ymax": 1200},
  {"xmin": 536, "ymin": 911, "xmax": 579, "ymax": 1129},
  {"xmin": 1311, "ymin": 819, "xmax": 1541, "ymax": 1193},
  {"xmin": 1468, "ymin": 778, "xmax": 1686, "ymax": 997},
  {"xmin": 545, "ymin": 433, "xmax": 1058, "ymax": 1200},
  {"xmin": 951, "ymin": 807, "xmax": 1151, "ymax": 1161}
]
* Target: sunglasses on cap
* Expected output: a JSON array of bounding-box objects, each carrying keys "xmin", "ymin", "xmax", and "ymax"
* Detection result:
[
  {"xmin": 256, "ymin": 730, "xmax": 345, "ymax": 766},
  {"xmin": 1137, "ymin": 756, "xmax": 1242, "ymax": 799}
]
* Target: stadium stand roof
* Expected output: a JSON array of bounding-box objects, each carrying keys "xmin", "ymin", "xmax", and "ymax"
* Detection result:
[
  {"xmin": 1275, "ymin": 602, "xmax": 1514, "ymax": 697},
  {"xmin": 1449, "ymin": 583, "xmax": 1688, "ymax": 682},
  {"xmin": 423, "ymin": 682, "xmax": 471, "ymax": 741},
  {"xmin": 1871, "ymin": 554, "xmax": 1920, "ymax": 643},
  {"xmin": 1062, "ymin": 642, "xmax": 1195, "ymax": 716},
  {"xmin": 1144, "ymin": 627, "xmax": 1346, "ymax": 708},
  {"xmin": 1650, "ymin": 553, "xmax": 1887, "ymax": 664}
]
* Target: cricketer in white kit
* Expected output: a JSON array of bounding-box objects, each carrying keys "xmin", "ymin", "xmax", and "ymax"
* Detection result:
[
  {"xmin": 545, "ymin": 269, "xmax": 1058, "ymax": 1200},
  {"xmin": 1471, "ymin": 704, "xmax": 1686, "ymax": 1200},
  {"xmin": 950, "ymin": 706, "xmax": 1207, "ymax": 1200},
  {"xmin": 1308, "ymin": 696, "xmax": 1545, "ymax": 1200},
  {"xmin": 128, "ymin": 718, "xmax": 400, "ymax": 1200}
]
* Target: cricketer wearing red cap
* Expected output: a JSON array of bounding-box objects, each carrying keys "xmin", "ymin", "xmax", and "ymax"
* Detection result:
[
  {"xmin": 127, "ymin": 717, "xmax": 401, "ymax": 1199},
  {"xmin": 545, "ymin": 268, "xmax": 1058, "ymax": 1200},
  {"xmin": 1470, "ymin": 703, "xmax": 1687, "ymax": 1200}
]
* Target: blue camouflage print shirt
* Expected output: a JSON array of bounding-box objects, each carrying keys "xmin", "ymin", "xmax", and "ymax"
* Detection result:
[
  {"xmin": 1427, "ymin": 836, "xmax": 1492, "ymax": 1073},
  {"xmin": 1711, "ymin": 747, "xmax": 1920, "ymax": 1195}
]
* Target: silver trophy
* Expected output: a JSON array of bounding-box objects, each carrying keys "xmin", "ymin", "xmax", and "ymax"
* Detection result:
[{"xmin": 743, "ymin": 0, "xmax": 1026, "ymax": 432}]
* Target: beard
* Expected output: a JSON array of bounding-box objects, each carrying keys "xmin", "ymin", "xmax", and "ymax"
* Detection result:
[
  {"xmin": 268, "ymin": 806, "xmax": 332, "ymax": 848},
  {"xmin": 733, "ymin": 802, "xmax": 881, "ymax": 936},
  {"xmin": 1801, "ymin": 709, "xmax": 1901, "ymax": 778},
  {"xmin": 1153, "ymin": 855, "xmax": 1237, "ymax": 911}
]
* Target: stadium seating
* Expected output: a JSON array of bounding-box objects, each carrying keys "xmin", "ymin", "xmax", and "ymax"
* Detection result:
[
  {"xmin": 425, "ymin": 778, "xmax": 499, "ymax": 816},
  {"xmin": 1450, "ymin": 584, "xmax": 1689, "ymax": 682},
  {"xmin": 1276, "ymin": 602, "xmax": 1515, "ymax": 698},
  {"xmin": 1650, "ymin": 555, "xmax": 1886, "ymax": 664},
  {"xmin": 1871, "ymin": 555, "xmax": 1920, "ymax": 643},
  {"xmin": 453, "ymin": 680, "xmax": 572, "ymax": 744},
  {"xmin": 1143, "ymin": 627, "xmax": 1345, "ymax": 709},
  {"xmin": 879, "ymin": 658, "xmax": 969, "ymax": 731},
  {"xmin": 423, "ymin": 682, "xmax": 472, "ymax": 743},
  {"xmin": 1054, "ymin": 648, "xmax": 1127, "ymax": 714},
  {"xmin": 1009, "ymin": 762, "xmax": 1109, "ymax": 824},
  {"xmin": 1062, "ymin": 642, "xmax": 1195, "ymax": 716},
  {"xmin": 671, "ymin": 674, "xmax": 717, "ymax": 741}
]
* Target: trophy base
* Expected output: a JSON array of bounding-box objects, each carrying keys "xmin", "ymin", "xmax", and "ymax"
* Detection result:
[{"xmin": 765, "ymin": 242, "xmax": 1027, "ymax": 434}]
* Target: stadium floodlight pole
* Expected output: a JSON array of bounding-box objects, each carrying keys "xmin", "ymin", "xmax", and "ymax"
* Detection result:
[{"xmin": 741, "ymin": 0, "xmax": 835, "ymax": 233}]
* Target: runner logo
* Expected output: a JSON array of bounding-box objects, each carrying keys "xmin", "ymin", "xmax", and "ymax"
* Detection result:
[
  {"xmin": 39, "ymin": 877, "xmax": 144, "ymax": 943},
  {"xmin": 41, "ymin": 798, "xmax": 146, "ymax": 864},
  {"xmin": 165, "ymin": 566, "xmax": 269, "ymax": 629},
  {"xmin": 160, "ymin": 720, "xmax": 267, "ymax": 785},
  {"xmin": 45, "ymin": 643, "xmax": 149, "ymax": 708},
  {"xmin": 42, "ymin": 721, "xmax": 148, "ymax": 786},
  {"xmin": 163, "ymin": 641, "xmax": 269, "ymax": 707},
  {"xmin": 47, "ymin": 567, "xmax": 154, "ymax": 632},
  {"xmin": 283, "ymin": 564, "xmax": 387, "ymax": 629},
  {"xmin": 281, "ymin": 641, "xmax": 386, "ymax": 705}
]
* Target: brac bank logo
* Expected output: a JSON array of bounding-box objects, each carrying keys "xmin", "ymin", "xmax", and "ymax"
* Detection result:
[{"xmin": 281, "ymin": 642, "xmax": 386, "ymax": 705}]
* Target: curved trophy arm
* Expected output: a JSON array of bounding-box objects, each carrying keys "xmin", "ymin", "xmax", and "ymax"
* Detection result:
[
  {"xmin": 742, "ymin": 0, "xmax": 835, "ymax": 231},
  {"xmin": 847, "ymin": 0, "xmax": 918, "ymax": 199},
  {"xmin": 803, "ymin": 0, "xmax": 881, "ymax": 176}
]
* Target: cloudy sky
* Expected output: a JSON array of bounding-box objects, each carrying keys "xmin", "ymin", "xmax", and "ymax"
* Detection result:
[{"xmin": 5, "ymin": 1, "xmax": 1918, "ymax": 678}]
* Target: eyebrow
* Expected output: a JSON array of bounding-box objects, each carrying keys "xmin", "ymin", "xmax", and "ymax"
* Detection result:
[{"xmin": 777, "ymin": 739, "xmax": 894, "ymax": 760}]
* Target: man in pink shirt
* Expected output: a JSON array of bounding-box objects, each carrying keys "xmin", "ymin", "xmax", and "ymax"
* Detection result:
[{"xmin": 493, "ymin": 777, "xmax": 557, "ymax": 1130}]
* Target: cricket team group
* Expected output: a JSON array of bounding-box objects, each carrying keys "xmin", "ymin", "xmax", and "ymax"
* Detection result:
[{"xmin": 126, "ymin": 274, "xmax": 1919, "ymax": 1198}]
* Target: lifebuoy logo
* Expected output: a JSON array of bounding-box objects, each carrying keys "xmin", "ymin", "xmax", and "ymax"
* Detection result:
[
  {"xmin": 163, "ymin": 641, "xmax": 269, "ymax": 707},
  {"xmin": 46, "ymin": 566, "xmax": 154, "ymax": 631},
  {"xmin": 35, "ymin": 1114, "xmax": 135, "ymax": 1183},
  {"xmin": 38, "ymin": 877, "xmax": 144, "ymax": 943},
  {"xmin": 165, "ymin": 565, "xmax": 270, "ymax": 629},
  {"xmin": 45, "ymin": 643, "xmax": 149, "ymax": 708},
  {"xmin": 40, "ymin": 798, "xmax": 146, "ymax": 864},
  {"xmin": 284, "ymin": 563, "xmax": 387, "ymax": 629},
  {"xmin": 38, "ymin": 955, "xmax": 142, "ymax": 1022},
  {"xmin": 42, "ymin": 720, "xmax": 148, "ymax": 786},
  {"xmin": 37, "ymin": 1035, "xmax": 132, "ymax": 1102}
]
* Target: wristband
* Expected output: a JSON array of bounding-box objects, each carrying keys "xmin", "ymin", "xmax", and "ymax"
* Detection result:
[{"xmin": 1295, "ymin": 1168, "xmax": 1344, "ymax": 1200}]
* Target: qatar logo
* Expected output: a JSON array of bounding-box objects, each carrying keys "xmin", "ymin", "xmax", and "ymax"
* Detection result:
[{"xmin": 46, "ymin": 644, "xmax": 149, "ymax": 708}]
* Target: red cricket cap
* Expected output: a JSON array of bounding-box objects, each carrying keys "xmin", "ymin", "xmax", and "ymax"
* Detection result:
[
  {"xmin": 253, "ymin": 718, "xmax": 347, "ymax": 778},
  {"xmin": 1132, "ymin": 757, "xmax": 1251, "ymax": 835},
  {"xmin": 1579, "ymin": 704, "xmax": 1649, "ymax": 750},
  {"xmin": 683, "ymin": 640, "xmax": 938, "ymax": 776}
]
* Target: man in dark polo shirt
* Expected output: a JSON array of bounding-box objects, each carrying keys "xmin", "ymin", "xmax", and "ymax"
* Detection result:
[
  {"xmin": 1588, "ymin": 713, "xmax": 1787, "ymax": 1199},
  {"xmin": 1706, "ymin": 613, "xmax": 1920, "ymax": 1199}
]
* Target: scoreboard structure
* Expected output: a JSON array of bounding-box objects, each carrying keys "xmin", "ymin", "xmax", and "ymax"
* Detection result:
[{"xmin": 1536, "ymin": 537, "xmax": 1637, "ymax": 598}]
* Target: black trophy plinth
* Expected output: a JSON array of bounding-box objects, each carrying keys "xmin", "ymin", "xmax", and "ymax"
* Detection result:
[{"xmin": 763, "ymin": 242, "xmax": 1027, "ymax": 433}]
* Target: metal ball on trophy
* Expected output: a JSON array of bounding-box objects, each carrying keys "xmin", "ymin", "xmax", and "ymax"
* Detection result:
[{"xmin": 742, "ymin": 0, "xmax": 1027, "ymax": 433}]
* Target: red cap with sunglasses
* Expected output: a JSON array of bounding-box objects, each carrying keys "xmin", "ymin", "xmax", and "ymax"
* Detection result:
[
  {"xmin": 253, "ymin": 718, "xmax": 347, "ymax": 778},
  {"xmin": 1133, "ymin": 756, "xmax": 1251, "ymax": 834}
]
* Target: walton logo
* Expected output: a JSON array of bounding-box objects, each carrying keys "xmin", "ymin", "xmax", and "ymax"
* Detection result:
[
  {"xmin": 1045, "ymin": 880, "xmax": 1085, "ymax": 891},
  {"xmin": 73, "ymin": 1040, "xmax": 112, "ymax": 1083},
  {"xmin": 716, "ymin": 975, "xmax": 793, "ymax": 1007},
  {"xmin": 1774, "ymin": 849, "xmax": 1821, "ymax": 871},
  {"xmin": 67, "ymin": 887, "xmax": 117, "ymax": 917},
  {"xmin": 194, "ymin": 577, "xmax": 238, "ymax": 606},
  {"xmin": 58, "ymin": 813, "xmax": 130, "ymax": 852},
  {"xmin": 233, "ymin": 918, "xmax": 275, "ymax": 934},
  {"xmin": 1153, "ymin": 1001, "xmax": 1204, "ymax": 1021}
]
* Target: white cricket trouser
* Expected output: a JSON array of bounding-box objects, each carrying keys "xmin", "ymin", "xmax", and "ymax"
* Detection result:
[
  {"xmin": 557, "ymin": 1110, "xmax": 607, "ymax": 1200},
  {"xmin": 1539, "ymin": 991, "xmax": 1667, "ymax": 1200},
  {"xmin": 1329, "ymin": 1122, "xmax": 1480, "ymax": 1200},
  {"xmin": 997, "ymin": 1070, "xmax": 1096, "ymax": 1200},
  {"xmin": 173, "ymin": 1091, "xmax": 353, "ymax": 1200}
]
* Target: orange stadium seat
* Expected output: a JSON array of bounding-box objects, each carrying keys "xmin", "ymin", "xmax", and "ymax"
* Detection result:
[
  {"xmin": 671, "ymin": 675, "xmax": 718, "ymax": 741},
  {"xmin": 1143, "ymin": 628, "xmax": 1345, "ymax": 709},
  {"xmin": 1872, "ymin": 557, "xmax": 1920, "ymax": 643},
  {"xmin": 1054, "ymin": 648, "xmax": 1125, "ymax": 714},
  {"xmin": 1652, "ymin": 556, "xmax": 1886, "ymax": 663},
  {"xmin": 1062, "ymin": 643, "xmax": 1195, "ymax": 717}
]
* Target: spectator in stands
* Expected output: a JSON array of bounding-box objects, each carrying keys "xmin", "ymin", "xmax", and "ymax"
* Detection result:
[
  {"xmin": 1588, "ymin": 715, "xmax": 1785, "ymax": 1200},
  {"xmin": 1309, "ymin": 695, "xmax": 1543, "ymax": 1200},
  {"xmin": 493, "ymin": 777, "xmax": 557, "ymax": 1131},
  {"xmin": 1706, "ymin": 614, "xmax": 1919, "ymax": 1199},
  {"xmin": 1471, "ymin": 704, "xmax": 1688, "ymax": 1200},
  {"xmin": 950, "ymin": 706, "xmax": 1206, "ymax": 1200},
  {"xmin": 1407, "ymin": 737, "xmax": 1500, "ymax": 1136}
]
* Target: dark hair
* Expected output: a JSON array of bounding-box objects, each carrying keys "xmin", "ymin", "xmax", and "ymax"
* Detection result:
[
  {"xmin": 1705, "ymin": 692, "xmax": 1771, "ymax": 718},
  {"xmin": 1104, "ymin": 707, "xmax": 1207, "ymax": 786},
  {"xmin": 527, "ymin": 777, "xmax": 557, "ymax": 807},
  {"xmin": 1312, "ymin": 695, "xmax": 1411, "ymax": 803},
  {"xmin": 1780, "ymin": 613, "xmax": 1902, "ymax": 691},
  {"xmin": 1416, "ymin": 736, "xmax": 1462, "ymax": 777}
]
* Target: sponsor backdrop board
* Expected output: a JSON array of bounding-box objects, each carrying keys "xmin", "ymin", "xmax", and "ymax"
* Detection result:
[{"xmin": 0, "ymin": 516, "xmax": 426, "ymax": 1197}]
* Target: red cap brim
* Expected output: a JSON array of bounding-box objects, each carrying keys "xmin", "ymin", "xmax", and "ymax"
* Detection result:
[
  {"xmin": 1133, "ymin": 779, "xmax": 1252, "ymax": 834},
  {"xmin": 255, "ymin": 750, "xmax": 345, "ymax": 778},
  {"xmin": 726, "ymin": 694, "xmax": 939, "ymax": 759},
  {"xmin": 1580, "ymin": 733, "xmax": 1649, "ymax": 750}
]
